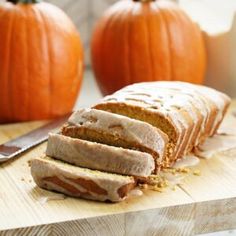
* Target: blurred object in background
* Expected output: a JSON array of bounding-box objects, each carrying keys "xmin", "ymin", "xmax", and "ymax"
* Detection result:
[
  {"xmin": 43, "ymin": 0, "xmax": 236, "ymax": 97},
  {"xmin": 179, "ymin": 0, "xmax": 236, "ymax": 97},
  {"xmin": 0, "ymin": 0, "xmax": 235, "ymax": 97}
]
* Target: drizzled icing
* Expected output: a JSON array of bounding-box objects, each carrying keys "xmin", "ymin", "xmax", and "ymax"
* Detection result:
[
  {"xmin": 195, "ymin": 112, "xmax": 236, "ymax": 159},
  {"xmin": 128, "ymin": 188, "xmax": 143, "ymax": 197},
  {"xmin": 173, "ymin": 154, "xmax": 200, "ymax": 168},
  {"xmin": 38, "ymin": 193, "xmax": 66, "ymax": 204},
  {"xmin": 218, "ymin": 113, "xmax": 236, "ymax": 136},
  {"xmin": 195, "ymin": 134, "xmax": 236, "ymax": 159}
]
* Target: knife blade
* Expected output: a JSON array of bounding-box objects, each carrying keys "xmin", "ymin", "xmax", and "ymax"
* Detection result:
[{"xmin": 0, "ymin": 114, "xmax": 71, "ymax": 163}]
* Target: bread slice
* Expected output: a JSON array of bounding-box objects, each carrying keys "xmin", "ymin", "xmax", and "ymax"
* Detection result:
[
  {"xmin": 31, "ymin": 157, "xmax": 136, "ymax": 202},
  {"xmin": 46, "ymin": 133, "xmax": 155, "ymax": 177},
  {"xmin": 61, "ymin": 109, "xmax": 168, "ymax": 172}
]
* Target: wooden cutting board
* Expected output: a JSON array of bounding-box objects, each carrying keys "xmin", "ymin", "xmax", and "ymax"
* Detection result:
[{"xmin": 1, "ymin": 102, "xmax": 236, "ymax": 236}]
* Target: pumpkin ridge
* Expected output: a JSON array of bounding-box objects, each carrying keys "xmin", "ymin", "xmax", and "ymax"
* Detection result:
[
  {"xmin": 28, "ymin": 6, "xmax": 42, "ymax": 120},
  {"xmin": 32, "ymin": 5, "xmax": 51, "ymax": 119},
  {"xmin": 110, "ymin": 8, "xmax": 126, "ymax": 92},
  {"xmin": 149, "ymin": 2, "xmax": 166, "ymax": 81},
  {"xmin": 0, "ymin": 7, "xmax": 12, "ymax": 121},
  {"xmin": 25, "ymin": 7, "xmax": 30, "ymax": 120},
  {"xmin": 145, "ymin": 4, "xmax": 155, "ymax": 82},
  {"xmin": 98, "ymin": 9, "xmax": 117, "ymax": 94},
  {"xmin": 28, "ymin": 6, "xmax": 36, "ymax": 120},
  {"xmin": 170, "ymin": 9, "xmax": 190, "ymax": 82},
  {"xmin": 8, "ymin": 8, "xmax": 17, "ymax": 121},
  {"xmin": 37, "ymin": 6, "xmax": 51, "ymax": 119},
  {"xmin": 158, "ymin": 5, "xmax": 173, "ymax": 81},
  {"xmin": 125, "ymin": 6, "xmax": 132, "ymax": 87},
  {"xmin": 7, "ymin": 0, "xmax": 41, "ymax": 4}
]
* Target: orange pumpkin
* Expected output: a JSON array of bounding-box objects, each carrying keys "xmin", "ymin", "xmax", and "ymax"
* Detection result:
[
  {"xmin": 0, "ymin": 0, "xmax": 83, "ymax": 123},
  {"xmin": 91, "ymin": 0, "xmax": 206, "ymax": 95}
]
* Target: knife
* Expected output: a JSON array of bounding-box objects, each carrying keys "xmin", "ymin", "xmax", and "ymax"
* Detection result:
[{"xmin": 0, "ymin": 114, "xmax": 71, "ymax": 163}]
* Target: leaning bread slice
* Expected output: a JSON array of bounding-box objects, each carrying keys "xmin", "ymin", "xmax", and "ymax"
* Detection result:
[
  {"xmin": 46, "ymin": 133, "xmax": 154, "ymax": 177},
  {"xmin": 61, "ymin": 109, "xmax": 168, "ymax": 172},
  {"xmin": 31, "ymin": 157, "xmax": 136, "ymax": 202}
]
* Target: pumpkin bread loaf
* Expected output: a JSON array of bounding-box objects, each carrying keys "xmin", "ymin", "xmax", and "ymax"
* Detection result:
[
  {"xmin": 31, "ymin": 157, "xmax": 136, "ymax": 202},
  {"xmin": 94, "ymin": 81, "xmax": 231, "ymax": 166},
  {"xmin": 46, "ymin": 133, "xmax": 155, "ymax": 178},
  {"xmin": 61, "ymin": 109, "xmax": 168, "ymax": 172}
]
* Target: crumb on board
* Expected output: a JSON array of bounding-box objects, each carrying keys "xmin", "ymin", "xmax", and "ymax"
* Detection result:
[
  {"xmin": 139, "ymin": 174, "xmax": 170, "ymax": 192},
  {"xmin": 176, "ymin": 168, "xmax": 190, "ymax": 174},
  {"xmin": 138, "ymin": 165, "xmax": 201, "ymax": 193},
  {"xmin": 164, "ymin": 168, "xmax": 176, "ymax": 173},
  {"xmin": 193, "ymin": 170, "xmax": 201, "ymax": 176},
  {"xmin": 139, "ymin": 184, "xmax": 148, "ymax": 190},
  {"xmin": 27, "ymin": 160, "xmax": 31, "ymax": 167},
  {"xmin": 162, "ymin": 167, "xmax": 191, "ymax": 175},
  {"xmin": 21, "ymin": 177, "xmax": 25, "ymax": 182},
  {"xmin": 152, "ymin": 186, "xmax": 163, "ymax": 192}
]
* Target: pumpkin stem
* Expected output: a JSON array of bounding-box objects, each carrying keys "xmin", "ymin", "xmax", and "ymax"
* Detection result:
[
  {"xmin": 133, "ymin": 0, "xmax": 155, "ymax": 2},
  {"xmin": 7, "ymin": 0, "xmax": 41, "ymax": 4}
]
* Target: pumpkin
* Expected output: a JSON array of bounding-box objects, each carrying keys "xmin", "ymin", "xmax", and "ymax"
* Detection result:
[
  {"xmin": 0, "ymin": 0, "xmax": 83, "ymax": 123},
  {"xmin": 91, "ymin": 0, "xmax": 206, "ymax": 95}
]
